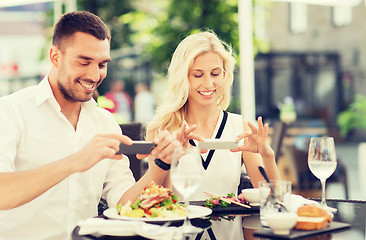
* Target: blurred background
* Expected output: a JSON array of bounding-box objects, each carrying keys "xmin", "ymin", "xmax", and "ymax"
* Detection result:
[{"xmin": 1, "ymin": 0, "xmax": 366, "ymax": 200}]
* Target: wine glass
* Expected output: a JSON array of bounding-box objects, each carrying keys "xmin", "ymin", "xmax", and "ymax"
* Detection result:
[
  {"xmin": 308, "ymin": 137, "xmax": 338, "ymax": 213},
  {"xmin": 170, "ymin": 146, "xmax": 203, "ymax": 234}
]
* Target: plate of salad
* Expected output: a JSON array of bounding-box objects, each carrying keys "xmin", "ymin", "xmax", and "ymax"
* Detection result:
[
  {"xmin": 104, "ymin": 182, "xmax": 212, "ymax": 223},
  {"xmin": 193, "ymin": 193, "xmax": 259, "ymax": 214}
]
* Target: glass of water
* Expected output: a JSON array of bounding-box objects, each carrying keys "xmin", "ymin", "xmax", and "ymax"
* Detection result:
[
  {"xmin": 308, "ymin": 137, "xmax": 338, "ymax": 213},
  {"xmin": 170, "ymin": 146, "xmax": 203, "ymax": 234}
]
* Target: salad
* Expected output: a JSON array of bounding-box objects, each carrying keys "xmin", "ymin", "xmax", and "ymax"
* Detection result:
[
  {"xmin": 204, "ymin": 193, "xmax": 247, "ymax": 208},
  {"xmin": 116, "ymin": 181, "xmax": 185, "ymax": 218}
]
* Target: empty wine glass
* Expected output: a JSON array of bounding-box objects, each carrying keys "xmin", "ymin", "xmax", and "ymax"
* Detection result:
[
  {"xmin": 308, "ymin": 137, "xmax": 338, "ymax": 213},
  {"xmin": 170, "ymin": 146, "xmax": 203, "ymax": 235}
]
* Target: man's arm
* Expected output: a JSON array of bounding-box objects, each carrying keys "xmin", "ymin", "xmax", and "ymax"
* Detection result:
[
  {"xmin": 0, "ymin": 134, "xmax": 132, "ymax": 210},
  {"xmin": 0, "ymin": 156, "xmax": 75, "ymax": 210}
]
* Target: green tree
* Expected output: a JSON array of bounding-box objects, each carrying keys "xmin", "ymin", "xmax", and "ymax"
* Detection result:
[
  {"xmin": 121, "ymin": 0, "xmax": 270, "ymax": 73},
  {"xmin": 75, "ymin": 0, "xmax": 270, "ymax": 111},
  {"xmin": 78, "ymin": 0, "xmax": 134, "ymax": 49},
  {"xmin": 76, "ymin": 0, "xmax": 270, "ymax": 73},
  {"xmin": 122, "ymin": 0, "xmax": 239, "ymax": 72}
]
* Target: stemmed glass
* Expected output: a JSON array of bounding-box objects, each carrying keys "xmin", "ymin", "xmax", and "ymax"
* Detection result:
[
  {"xmin": 308, "ymin": 137, "xmax": 338, "ymax": 213},
  {"xmin": 170, "ymin": 146, "xmax": 203, "ymax": 235}
]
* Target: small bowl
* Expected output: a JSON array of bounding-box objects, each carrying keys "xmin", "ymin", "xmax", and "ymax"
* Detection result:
[
  {"xmin": 266, "ymin": 212, "xmax": 298, "ymax": 235},
  {"xmin": 241, "ymin": 188, "xmax": 260, "ymax": 205},
  {"xmin": 241, "ymin": 188, "xmax": 259, "ymax": 203}
]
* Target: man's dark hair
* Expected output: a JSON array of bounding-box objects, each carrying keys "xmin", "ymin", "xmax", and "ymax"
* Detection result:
[{"xmin": 52, "ymin": 11, "xmax": 111, "ymax": 48}]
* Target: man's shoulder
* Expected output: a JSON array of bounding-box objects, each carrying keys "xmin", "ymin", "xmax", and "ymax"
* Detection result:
[
  {"xmin": 95, "ymin": 105, "xmax": 114, "ymax": 118},
  {"xmin": 81, "ymin": 104, "xmax": 121, "ymax": 133},
  {"xmin": 94, "ymin": 106, "xmax": 120, "ymax": 125},
  {"xmin": 0, "ymin": 86, "xmax": 37, "ymax": 107}
]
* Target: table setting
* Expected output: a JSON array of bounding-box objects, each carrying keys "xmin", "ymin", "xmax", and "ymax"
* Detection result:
[
  {"xmin": 72, "ymin": 137, "xmax": 363, "ymax": 240},
  {"xmin": 77, "ymin": 217, "xmax": 182, "ymax": 239}
]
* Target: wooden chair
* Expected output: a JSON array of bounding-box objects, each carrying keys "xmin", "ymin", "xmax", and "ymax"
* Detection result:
[
  {"xmin": 282, "ymin": 144, "xmax": 349, "ymax": 199},
  {"xmin": 270, "ymin": 121, "xmax": 288, "ymax": 163},
  {"xmin": 119, "ymin": 122, "xmax": 147, "ymax": 181}
]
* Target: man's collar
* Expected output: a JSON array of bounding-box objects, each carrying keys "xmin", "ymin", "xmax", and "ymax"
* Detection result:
[
  {"xmin": 35, "ymin": 75, "xmax": 58, "ymax": 108},
  {"xmin": 35, "ymin": 75, "xmax": 97, "ymax": 111}
]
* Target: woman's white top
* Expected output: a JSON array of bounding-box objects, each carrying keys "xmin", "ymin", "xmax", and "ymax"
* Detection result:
[{"xmin": 188, "ymin": 111, "xmax": 244, "ymax": 200}]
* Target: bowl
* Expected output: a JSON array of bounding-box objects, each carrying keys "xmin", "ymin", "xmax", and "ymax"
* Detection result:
[
  {"xmin": 265, "ymin": 212, "xmax": 298, "ymax": 235},
  {"xmin": 241, "ymin": 188, "xmax": 260, "ymax": 205}
]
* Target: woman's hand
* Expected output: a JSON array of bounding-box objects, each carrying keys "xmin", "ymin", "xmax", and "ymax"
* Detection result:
[
  {"xmin": 136, "ymin": 130, "xmax": 181, "ymax": 165},
  {"xmin": 136, "ymin": 123, "xmax": 205, "ymax": 162},
  {"xmin": 174, "ymin": 122, "xmax": 204, "ymax": 147},
  {"xmin": 231, "ymin": 116, "xmax": 274, "ymax": 157}
]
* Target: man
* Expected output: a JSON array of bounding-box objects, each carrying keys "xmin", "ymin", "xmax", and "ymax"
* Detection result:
[{"xmin": 0, "ymin": 11, "xmax": 179, "ymax": 239}]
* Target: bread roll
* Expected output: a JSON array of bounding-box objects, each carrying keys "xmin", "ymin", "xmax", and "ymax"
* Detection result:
[{"xmin": 294, "ymin": 205, "xmax": 333, "ymax": 230}]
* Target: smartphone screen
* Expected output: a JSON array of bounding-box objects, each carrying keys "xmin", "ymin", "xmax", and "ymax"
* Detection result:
[{"xmin": 117, "ymin": 141, "xmax": 156, "ymax": 155}]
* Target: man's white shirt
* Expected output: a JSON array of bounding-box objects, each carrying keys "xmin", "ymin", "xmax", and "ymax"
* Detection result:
[{"xmin": 0, "ymin": 76, "xmax": 135, "ymax": 240}]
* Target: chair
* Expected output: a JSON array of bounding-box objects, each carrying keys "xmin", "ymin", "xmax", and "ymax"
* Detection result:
[
  {"xmin": 270, "ymin": 121, "xmax": 288, "ymax": 163},
  {"xmin": 282, "ymin": 144, "xmax": 349, "ymax": 199},
  {"xmin": 98, "ymin": 123, "xmax": 146, "ymax": 216},
  {"xmin": 119, "ymin": 122, "xmax": 147, "ymax": 181}
]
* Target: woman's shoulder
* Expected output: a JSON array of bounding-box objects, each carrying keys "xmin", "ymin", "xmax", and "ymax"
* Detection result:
[
  {"xmin": 221, "ymin": 111, "xmax": 244, "ymax": 133},
  {"xmin": 224, "ymin": 111, "xmax": 243, "ymax": 122}
]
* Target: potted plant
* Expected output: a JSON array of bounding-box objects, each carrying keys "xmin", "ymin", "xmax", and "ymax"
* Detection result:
[
  {"xmin": 337, "ymin": 94, "xmax": 366, "ymax": 139},
  {"xmin": 338, "ymin": 94, "xmax": 366, "ymax": 200}
]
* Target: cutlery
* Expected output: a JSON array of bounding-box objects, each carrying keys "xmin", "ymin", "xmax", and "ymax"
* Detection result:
[
  {"xmin": 204, "ymin": 192, "xmax": 251, "ymax": 209},
  {"xmin": 258, "ymin": 166, "xmax": 288, "ymax": 212},
  {"xmin": 258, "ymin": 166, "xmax": 276, "ymax": 193}
]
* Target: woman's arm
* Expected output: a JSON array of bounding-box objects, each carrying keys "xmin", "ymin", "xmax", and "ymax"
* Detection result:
[
  {"xmin": 232, "ymin": 116, "xmax": 281, "ymax": 188},
  {"xmin": 118, "ymin": 130, "xmax": 181, "ymax": 204}
]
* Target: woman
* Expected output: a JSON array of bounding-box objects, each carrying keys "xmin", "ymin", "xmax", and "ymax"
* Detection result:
[{"xmin": 146, "ymin": 31, "xmax": 280, "ymax": 200}]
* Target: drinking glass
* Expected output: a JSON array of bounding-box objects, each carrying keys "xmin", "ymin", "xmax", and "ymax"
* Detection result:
[
  {"xmin": 170, "ymin": 146, "xmax": 203, "ymax": 234},
  {"xmin": 308, "ymin": 137, "xmax": 338, "ymax": 212},
  {"xmin": 259, "ymin": 180, "xmax": 292, "ymax": 227}
]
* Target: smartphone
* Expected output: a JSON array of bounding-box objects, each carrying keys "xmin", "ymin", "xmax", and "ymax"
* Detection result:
[
  {"xmin": 117, "ymin": 141, "xmax": 156, "ymax": 155},
  {"xmin": 197, "ymin": 139, "xmax": 239, "ymax": 150}
]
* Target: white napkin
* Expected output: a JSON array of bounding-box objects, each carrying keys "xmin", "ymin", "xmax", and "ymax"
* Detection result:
[
  {"xmin": 78, "ymin": 218, "xmax": 183, "ymax": 240},
  {"xmin": 286, "ymin": 194, "xmax": 321, "ymax": 212}
]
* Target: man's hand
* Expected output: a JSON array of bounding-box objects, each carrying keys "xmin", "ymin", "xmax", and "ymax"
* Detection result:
[{"xmin": 72, "ymin": 134, "xmax": 133, "ymax": 172}]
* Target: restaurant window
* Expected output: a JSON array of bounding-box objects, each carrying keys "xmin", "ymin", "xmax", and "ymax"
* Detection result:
[
  {"xmin": 332, "ymin": 6, "xmax": 352, "ymax": 27},
  {"xmin": 254, "ymin": 52, "xmax": 342, "ymax": 128},
  {"xmin": 289, "ymin": 3, "xmax": 307, "ymax": 34}
]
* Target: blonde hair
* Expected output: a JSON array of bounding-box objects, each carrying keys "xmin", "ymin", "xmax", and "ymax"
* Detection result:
[{"xmin": 146, "ymin": 31, "xmax": 236, "ymax": 140}]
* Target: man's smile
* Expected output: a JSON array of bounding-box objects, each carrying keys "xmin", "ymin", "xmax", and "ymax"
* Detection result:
[{"xmin": 79, "ymin": 80, "xmax": 96, "ymax": 92}]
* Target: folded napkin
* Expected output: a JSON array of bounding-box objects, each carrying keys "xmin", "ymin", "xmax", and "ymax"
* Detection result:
[
  {"xmin": 286, "ymin": 194, "xmax": 321, "ymax": 212},
  {"xmin": 78, "ymin": 218, "xmax": 183, "ymax": 240}
]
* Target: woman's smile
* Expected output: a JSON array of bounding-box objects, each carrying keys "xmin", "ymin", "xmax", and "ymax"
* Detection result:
[{"xmin": 198, "ymin": 90, "xmax": 215, "ymax": 96}]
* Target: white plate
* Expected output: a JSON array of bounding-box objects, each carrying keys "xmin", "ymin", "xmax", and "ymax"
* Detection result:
[
  {"xmin": 249, "ymin": 203, "xmax": 260, "ymax": 207},
  {"xmin": 104, "ymin": 205, "xmax": 212, "ymax": 223}
]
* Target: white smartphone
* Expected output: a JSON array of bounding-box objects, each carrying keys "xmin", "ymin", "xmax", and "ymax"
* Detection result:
[
  {"xmin": 197, "ymin": 139, "xmax": 239, "ymax": 150},
  {"xmin": 117, "ymin": 141, "xmax": 156, "ymax": 155}
]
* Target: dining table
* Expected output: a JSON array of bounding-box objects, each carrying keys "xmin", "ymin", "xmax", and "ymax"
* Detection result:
[{"xmin": 72, "ymin": 198, "xmax": 366, "ymax": 240}]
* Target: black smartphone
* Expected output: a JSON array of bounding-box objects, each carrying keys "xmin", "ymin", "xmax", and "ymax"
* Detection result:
[{"xmin": 117, "ymin": 141, "xmax": 156, "ymax": 155}]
